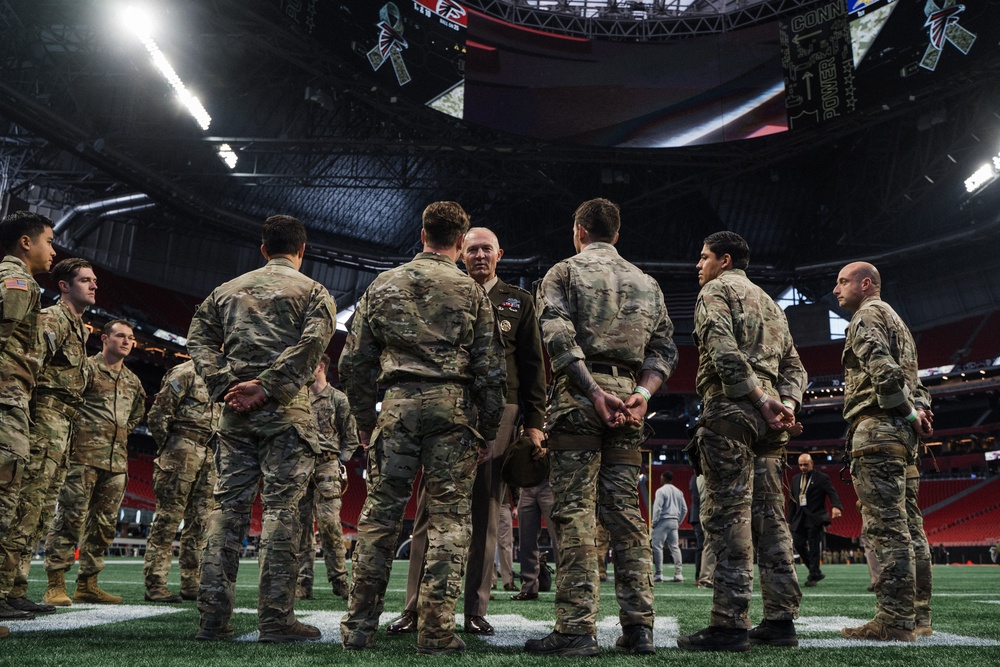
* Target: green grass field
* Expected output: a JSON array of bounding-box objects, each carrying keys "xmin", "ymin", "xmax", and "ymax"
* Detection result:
[{"xmin": 5, "ymin": 559, "xmax": 999, "ymax": 666}]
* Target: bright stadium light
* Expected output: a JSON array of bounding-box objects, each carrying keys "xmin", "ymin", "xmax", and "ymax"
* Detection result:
[
  {"xmin": 216, "ymin": 143, "xmax": 238, "ymax": 170},
  {"xmin": 120, "ymin": 4, "xmax": 213, "ymax": 131},
  {"xmin": 965, "ymin": 152, "xmax": 1000, "ymax": 194}
]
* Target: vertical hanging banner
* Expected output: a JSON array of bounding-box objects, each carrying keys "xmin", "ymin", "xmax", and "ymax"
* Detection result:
[{"xmin": 779, "ymin": 3, "xmax": 856, "ymax": 129}]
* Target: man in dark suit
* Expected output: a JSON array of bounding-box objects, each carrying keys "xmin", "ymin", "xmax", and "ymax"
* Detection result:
[{"xmin": 789, "ymin": 453, "xmax": 842, "ymax": 587}]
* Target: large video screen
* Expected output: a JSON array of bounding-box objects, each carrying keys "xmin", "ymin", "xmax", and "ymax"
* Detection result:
[{"xmin": 283, "ymin": 0, "xmax": 787, "ymax": 148}]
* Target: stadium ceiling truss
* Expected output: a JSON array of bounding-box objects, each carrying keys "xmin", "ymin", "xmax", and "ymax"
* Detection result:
[{"xmin": 466, "ymin": 0, "xmax": 825, "ymax": 40}]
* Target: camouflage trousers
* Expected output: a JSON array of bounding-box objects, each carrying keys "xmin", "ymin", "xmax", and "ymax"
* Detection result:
[
  {"xmin": 906, "ymin": 470, "xmax": 932, "ymax": 629},
  {"xmin": 850, "ymin": 414, "xmax": 916, "ymax": 631},
  {"xmin": 198, "ymin": 401, "xmax": 315, "ymax": 633},
  {"xmin": 0, "ymin": 405, "xmax": 30, "ymax": 587},
  {"xmin": 696, "ymin": 398, "xmax": 799, "ymax": 628},
  {"xmin": 44, "ymin": 463, "xmax": 126, "ymax": 577},
  {"xmin": 545, "ymin": 373, "xmax": 654, "ymax": 636},
  {"xmin": 143, "ymin": 435, "xmax": 217, "ymax": 595},
  {"xmin": 0, "ymin": 405, "xmax": 74, "ymax": 597},
  {"xmin": 295, "ymin": 454, "xmax": 347, "ymax": 596},
  {"xmin": 341, "ymin": 382, "xmax": 479, "ymax": 651}
]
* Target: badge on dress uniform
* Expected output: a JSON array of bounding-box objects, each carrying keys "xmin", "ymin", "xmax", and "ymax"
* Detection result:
[
  {"xmin": 499, "ymin": 319, "xmax": 512, "ymax": 333},
  {"xmin": 501, "ymin": 298, "xmax": 521, "ymax": 312}
]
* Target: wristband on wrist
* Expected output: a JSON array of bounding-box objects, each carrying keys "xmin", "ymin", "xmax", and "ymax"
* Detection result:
[
  {"xmin": 633, "ymin": 386, "xmax": 651, "ymax": 402},
  {"xmin": 752, "ymin": 393, "xmax": 767, "ymax": 409},
  {"xmin": 261, "ymin": 384, "xmax": 271, "ymax": 398},
  {"xmin": 781, "ymin": 399, "xmax": 795, "ymax": 410},
  {"xmin": 905, "ymin": 408, "xmax": 918, "ymax": 423}
]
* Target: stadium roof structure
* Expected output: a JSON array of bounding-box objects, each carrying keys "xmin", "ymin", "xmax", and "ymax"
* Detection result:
[{"xmin": 1, "ymin": 0, "xmax": 1000, "ymax": 340}]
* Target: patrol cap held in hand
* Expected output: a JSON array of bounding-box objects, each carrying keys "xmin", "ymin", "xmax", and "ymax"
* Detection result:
[{"xmin": 501, "ymin": 434, "xmax": 549, "ymax": 488}]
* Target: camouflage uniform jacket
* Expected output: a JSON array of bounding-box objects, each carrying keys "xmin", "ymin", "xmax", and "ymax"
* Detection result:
[
  {"xmin": 487, "ymin": 277, "xmax": 547, "ymax": 431},
  {"xmin": 310, "ymin": 384, "xmax": 360, "ymax": 459},
  {"xmin": 35, "ymin": 299, "xmax": 91, "ymax": 408},
  {"xmin": 339, "ymin": 251, "xmax": 506, "ymax": 439},
  {"xmin": 70, "ymin": 352, "xmax": 147, "ymax": 473},
  {"xmin": 538, "ymin": 242, "xmax": 677, "ymax": 380},
  {"xmin": 694, "ymin": 269, "xmax": 806, "ymax": 405},
  {"xmin": 147, "ymin": 359, "xmax": 221, "ymax": 450},
  {"xmin": 0, "ymin": 255, "xmax": 42, "ymax": 424},
  {"xmin": 842, "ymin": 296, "xmax": 930, "ymax": 422},
  {"xmin": 187, "ymin": 257, "xmax": 336, "ymax": 405}
]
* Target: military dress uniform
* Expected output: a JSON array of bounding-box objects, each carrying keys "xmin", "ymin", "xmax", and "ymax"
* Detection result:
[
  {"xmin": 296, "ymin": 385, "xmax": 359, "ymax": 599},
  {"xmin": 537, "ymin": 241, "xmax": 677, "ymax": 642},
  {"xmin": 2, "ymin": 299, "xmax": 89, "ymax": 606},
  {"xmin": 44, "ymin": 352, "xmax": 146, "ymax": 601},
  {"xmin": 400, "ymin": 276, "xmax": 546, "ymax": 627},
  {"xmin": 0, "ymin": 256, "xmax": 42, "ymax": 616},
  {"xmin": 842, "ymin": 296, "xmax": 932, "ymax": 636},
  {"xmin": 143, "ymin": 360, "xmax": 222, "ymax": 600},
  {"xmin": 339, "ymin": 251, "xmax": 506, "ymax": 653},
  {"xmin": 187, "ymin": 256, "xmax": 335, "ymax": 638},
  {"xmin": 690, "ymin": 268, "xmax": 805, "ymax": 632}
]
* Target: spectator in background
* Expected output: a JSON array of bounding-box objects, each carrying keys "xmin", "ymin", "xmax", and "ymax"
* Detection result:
[
  {"xmin": 789, "ymin": 453, "xmax": 842, "ymax": 587},
  {"xmin": 651, "ymin": 470, "xmax": 687, "ymax": 583}
]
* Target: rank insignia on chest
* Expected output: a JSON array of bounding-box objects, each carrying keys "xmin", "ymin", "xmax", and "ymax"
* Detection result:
[
  {"xmin": 4, "ymin": 278, "xmax": 28, "ymax": 290},
  {"xmin": 500, "ymin": 298, "xmax": 521, "ymax": 312},
  {"xmin": 499, "ymin": 319, "xmax": 512, "ymax": 333}
]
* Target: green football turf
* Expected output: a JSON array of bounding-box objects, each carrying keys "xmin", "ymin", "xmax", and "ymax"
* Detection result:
[{"xmin": 4, "ymin": 559, "xmax": 999, "ymax": 666}]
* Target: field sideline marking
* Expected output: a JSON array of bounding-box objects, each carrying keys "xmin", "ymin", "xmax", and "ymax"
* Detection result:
[{"xmin": 7, "ymin": 606, "xmax": 1000, "ymax": 648}]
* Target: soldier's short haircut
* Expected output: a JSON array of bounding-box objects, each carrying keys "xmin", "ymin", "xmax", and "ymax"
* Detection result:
[
  {"xmin": 262, "ymin": 214, "xmax": 308, "ymax": 256},
  {"xmin": 319, "ymin": 353, "xmax": 331, "ymax": 367},
  {"xmin": 422, "ymin": 201, "xmax": 470, "ymax": 248},
  {"xmin": 703, "ymin": 231, "xmax": 750, "ymax": 270},
  {"xmin": 52, "ymin": 257, "xmax": 93, "ymax": 291},
  {"xmin": 102, "ymin": 319, "xmax": 134, "ymax": 337},
  {"xmin": 0, "ymin": 210, "xmax": 54, "ymax": 255},
  {"xmin": 573, "ymin": 198, "xmax": 620, "ymax": 242},
  {"xmin": 661, "ymin": 470, "xmax": 674, "ymax": 483}
]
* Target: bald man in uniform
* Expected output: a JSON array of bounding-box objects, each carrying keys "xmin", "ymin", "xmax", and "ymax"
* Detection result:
[{"xmin": 834, "ymin": 261, "xmax": 933, "ymax": 642}]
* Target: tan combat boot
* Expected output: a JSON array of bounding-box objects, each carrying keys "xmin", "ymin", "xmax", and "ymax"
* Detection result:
[
  {"xmin": 841, "ymin": 620, "xmax": 915, "ymax": 642},
  {"xmin": 73, "ymin": 574, "xmax": 123, "ymax": 604},
  {"xmin": 43, "ymin": 570, "xmax": 73, "ymax": 607}
]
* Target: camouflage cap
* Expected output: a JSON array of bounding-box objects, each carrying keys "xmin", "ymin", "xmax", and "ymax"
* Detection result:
[{"xmin": 501, "ymin": 434, "xmax": 550, "ymax": 488}]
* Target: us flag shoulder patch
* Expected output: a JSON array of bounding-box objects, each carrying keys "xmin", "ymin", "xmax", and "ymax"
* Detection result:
[{"xmin": 4, "ymin": 278, "xmax": 28, "ymax": 291}]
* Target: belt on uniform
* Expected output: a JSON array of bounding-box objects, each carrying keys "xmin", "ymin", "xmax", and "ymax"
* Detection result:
[
  {"xmin": 318, "ymin": 451, "xmax": 340, "ymax": 462},
  {"xmin": 850, "ymin": 443, "xmax": 909, "ymax": 459},
  {"xmin": 391, "ymin": 377, "xmax": 468, "ymax": 389},
  {"xmin": 546, "ymin": 433, "xmax": 642, "ymax": 465},
  {"xmin": 33, "ymin": 394, "xmax": 79, "ymax": 421},
  {"xmin": 586, "ymin": 362, "xmax": 635, "ymax": 380},
  {"xmin": 698, "ymin": 416, "xmax": 750, "ymax": 446}
]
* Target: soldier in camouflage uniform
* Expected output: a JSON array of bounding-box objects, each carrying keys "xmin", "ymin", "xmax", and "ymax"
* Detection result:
[
  {"xmin": 2, "ymin": 258, "xmax": 94, "ymax": 618},
  {"xmin": 43, "ymin": 320, "xmax": 146, "ymax": 606},
  {"xmin": 390, "ymin": 227, "xmax": 547, "ymax": 637},
  {"xmin": 339, "ymin": 202, "xmax": 506, "ymax": 655},
  {"xmin": 142, "ymin": 359, "xmax": 221, "ymax": 602},
  {"xmin": 834, "ymin": 261, "xmax": 933, "ymax": 642},
  {"xmin": 295, "ymin": 354, "xmax": 359, "ymax": 601},
  {"xmin": 187, "ymin": 215, "xmax": 334, "ymax": 643},
  {"xmin": 678, "ymin": 231, "xmax": 805, "ymax": 653},
  {"xmin": 0, "ymin": 212, "xmax": 55, "ymax": 634},
  {"xmin": 529, "ymin": 198, "xmax": 677, "ymax": 657}
]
